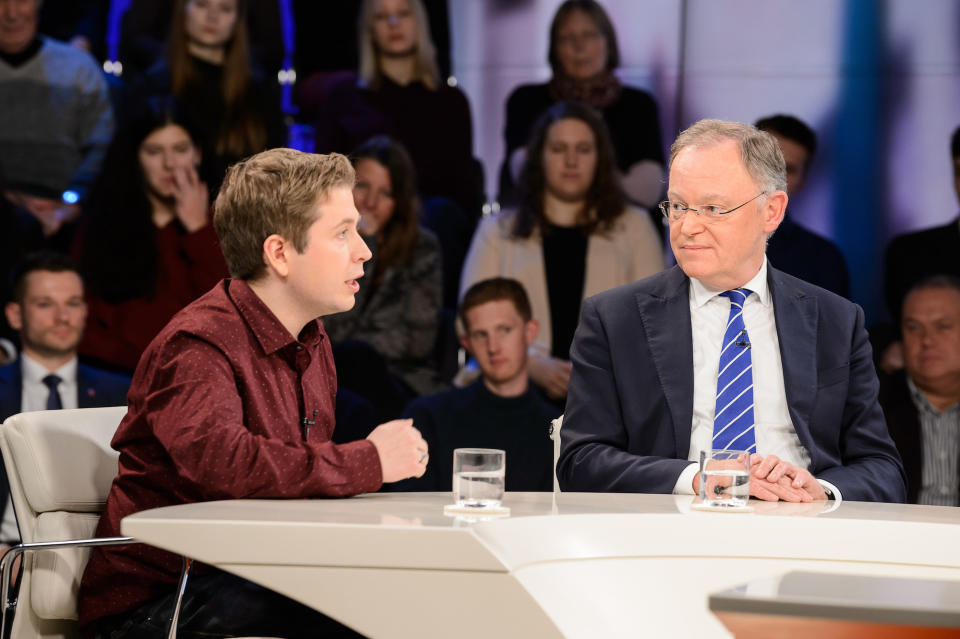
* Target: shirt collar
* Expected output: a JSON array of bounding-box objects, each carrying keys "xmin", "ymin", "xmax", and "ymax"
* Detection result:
[
  {"xmin": 907, "ymin": 375, "xmax": 960, "ymax": 416},
  {"xmin": 227, "ymin": 279, "xmax": 325, "ymax": 355},
  {"xmin": 21, "ymin": 352, "xmax": 77, "ymax": 384},
  {"xmin": 689, "ymin": 257, "xmax": 771, "ymax": 309}
]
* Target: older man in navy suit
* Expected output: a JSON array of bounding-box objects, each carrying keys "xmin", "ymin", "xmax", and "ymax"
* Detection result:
[
  {"xmin": 558, "ymin": 119, "xmax": 905, "ymax": 503},
  {"xmin": 0, "ymin": 252, "xmax": 129, "ymax": 542}
]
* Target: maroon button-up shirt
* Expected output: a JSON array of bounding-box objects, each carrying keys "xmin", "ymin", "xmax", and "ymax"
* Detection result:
[{"xmin": 78, "ymin": 279, "xmax": 382, "ymax": 631}]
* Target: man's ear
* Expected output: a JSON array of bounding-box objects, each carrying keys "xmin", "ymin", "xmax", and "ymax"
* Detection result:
[
  {"xmin": 762, "ymin": 190, "xmax": 788, "ymax": 234},
  {"xmin": 525, "ymin": 319, "xmax": 540, "ymax": 345},
  {"xmin": 4, "ymin": 303, "xmax": 22, "ymax": 332},
  {"xmin": 459, "ymin": 335, "xmax": 472, "ymax": 356},
  {"xmin": 261, "ymin": 234, "xmax": 291, "ymax": 278}
]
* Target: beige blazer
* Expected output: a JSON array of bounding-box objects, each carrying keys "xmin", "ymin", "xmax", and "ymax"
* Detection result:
[{"xmin": 460, "ymin": 207, "xmax": 666, "ymax": 356}]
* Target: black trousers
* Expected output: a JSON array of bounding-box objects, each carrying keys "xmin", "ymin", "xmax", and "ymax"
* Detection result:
[{"xmin": 95, "ymin": 570, "xmax": 366, "ymax": 639}]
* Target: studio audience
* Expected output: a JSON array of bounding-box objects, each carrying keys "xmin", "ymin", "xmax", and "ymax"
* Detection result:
[
  {"xmin": 324, "ymin": 136, "xmax": 444, "ymax": 421},
  {"xmin": 74, "ymin": 98, "xmax": 228, "ymax": 374},
  {"xmin": 130, "ymin": 0, "xmax": 286, "ymax": 192},
  {"xmin": 462, "ymin": 101, "xmax": 664, "ymax": 401},
  {"xmin": 397, "ymin": 278, "xmax": 559, "ymax": 492},
  {"xmin": 498, "ymin": 0, "xmax": 664, "ymax": 210},
  {"xmin": 880, "ymin": 275, "xmax": 960, "ymax": 506},
  {"xmin": 0, "ymin": 0, "xmax": 113, "ymax": 245},
  {"xmin": 0, "ymin": 252, "xmax": 130, "ymax": 544},
  {"xmin": 755, "ymin": 114, "xmax": 851, "ymax": 298}
]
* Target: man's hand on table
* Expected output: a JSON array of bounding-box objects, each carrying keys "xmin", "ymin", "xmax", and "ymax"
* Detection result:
[
  {"xmin": 691, "ymin": 453, "xmax": 827, "ymax": 502},
  {"xmin": 750, "ymin": 454, "xmax": 827, "ymax": 501},
  {"xmin": 367, "ymin": 419, "xmax": 429, "ymax": 482}
]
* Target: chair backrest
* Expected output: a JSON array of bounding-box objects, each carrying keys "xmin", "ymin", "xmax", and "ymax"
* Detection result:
[
  {"xmin": 0, "ymin": 406, "xmax": 127, "ymax": 634},
  {"xmin": 549, "ymin": 415, "xmax": 563, "ymax": 493}
]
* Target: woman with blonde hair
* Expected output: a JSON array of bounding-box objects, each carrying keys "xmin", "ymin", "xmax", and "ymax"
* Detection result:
[{"xmin": 313, "ymin": 0, "xmax": 476, "ymax": 252}]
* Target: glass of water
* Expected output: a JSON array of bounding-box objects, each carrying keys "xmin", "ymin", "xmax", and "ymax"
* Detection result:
[
  {"xmin": 699, "ymin": 449, "xmax": 751, "ymax": 508},
  {"xmin": 452, "ymin": 448, "xmax": 505, "ymax": 509}
]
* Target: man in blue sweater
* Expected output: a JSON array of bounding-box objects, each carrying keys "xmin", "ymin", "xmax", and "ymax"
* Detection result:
[{"xmin": 398, "ymin": 278, "xmax": 560, "ymax": 492}]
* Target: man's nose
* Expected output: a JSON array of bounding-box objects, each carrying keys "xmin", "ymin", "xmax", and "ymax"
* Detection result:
[{"xmin": 676, "ymin": 210, "xmax": 705, "ymax": 235}]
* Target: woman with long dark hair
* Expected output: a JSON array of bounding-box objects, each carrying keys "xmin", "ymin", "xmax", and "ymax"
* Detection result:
[
  {"xmin": 324, "ymin": 136, "xmax": 443, "ymax": 419},
  {"xmin": 462, "ymin": 102, "xmax": 664, "ymax": 400},
  {"xmin": 132, "ymin": 0, "xmax": 285, "ymax": 191},
  {"xmin": 75, "ymin": 99, "xmax": 228, "ymax": 373}
]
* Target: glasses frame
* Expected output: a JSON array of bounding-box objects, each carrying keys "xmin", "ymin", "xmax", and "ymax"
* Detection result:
[{"xmin": 659, "ymin": 191, "xmax": 767, "ymax": 223}]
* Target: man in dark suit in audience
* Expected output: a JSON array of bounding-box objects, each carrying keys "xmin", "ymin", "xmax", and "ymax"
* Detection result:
[
  {"xmin": 755, "ymin": 114, "xmax": 850, "ymax": 298},
  {"xmin": 880, "ymin": 275, "xmax": 960, "ymax": 506},
  {"xmin": 885, "ymin": 125, "xmax": 960, "ymax": 323},
  {"xmin": 558, "ymin": 119, "xmax": 906, "ymax": 503},
  {"xmin": 0, "ymin": 252, "xmax": 130, "ymax": 543},
  {"xmin": 398, "ymin": 277, "xmax": 560, "ymax": 492}
]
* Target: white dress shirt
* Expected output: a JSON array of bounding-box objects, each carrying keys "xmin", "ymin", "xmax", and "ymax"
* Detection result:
[
  {"xmin": 673, "ymin": 258, "xmax": 840, "ymax": 500},
  {"xmin": 20, "ymin": 354, "xmax": 79, "ymax": 412},
  {"xmin": 2, "ymin": 355, "xmax": 80, "ymax": 543}
]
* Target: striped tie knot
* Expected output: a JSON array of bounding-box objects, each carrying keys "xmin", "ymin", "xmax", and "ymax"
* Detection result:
[{"xmin": 712, "ymin": 288, "xmax": 756, "ymax": 453}]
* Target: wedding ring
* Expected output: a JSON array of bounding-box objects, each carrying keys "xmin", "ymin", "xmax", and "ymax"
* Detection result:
[{"xmin": 418, "ymin": 450, "xmax": 427, "ymax": 464}]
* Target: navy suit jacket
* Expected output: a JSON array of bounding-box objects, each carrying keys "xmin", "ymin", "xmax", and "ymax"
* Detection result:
[
  {"xmin": 557, "ymin": 265, "xmax": 907, "ymax": 503},
  {"xmin": 0, "ymin": 359, "xmax": 130, "ymax": 422}
]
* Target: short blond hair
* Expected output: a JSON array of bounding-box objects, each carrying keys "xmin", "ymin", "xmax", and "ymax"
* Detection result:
[
  {"xmin": 213, "ymin": 149, "xmax": 355, "ymax": 281},
  {"xmin": 670, "ymin": 119, "xmax": 787, "ymax": 193}
]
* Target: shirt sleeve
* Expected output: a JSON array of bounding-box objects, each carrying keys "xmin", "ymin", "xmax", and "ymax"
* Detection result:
[{"xmin": 136, "ymin": 333, "xmax": 383, "ymax": 500}]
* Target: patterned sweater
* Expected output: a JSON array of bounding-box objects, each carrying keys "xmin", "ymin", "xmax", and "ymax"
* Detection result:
[{"xmin": 0, "ymin": 37, "xmax": 114, "ymax": 199}]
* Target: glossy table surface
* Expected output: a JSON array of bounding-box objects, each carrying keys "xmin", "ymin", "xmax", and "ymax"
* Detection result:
[{"xmin": 123, "ymin": 493, "xmax": 960, "ymax": 638}]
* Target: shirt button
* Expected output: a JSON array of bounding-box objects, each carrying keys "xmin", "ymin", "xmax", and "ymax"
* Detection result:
[{"xmin": 296, "ymin": 345, "xmax": 303, "ymax": 351}]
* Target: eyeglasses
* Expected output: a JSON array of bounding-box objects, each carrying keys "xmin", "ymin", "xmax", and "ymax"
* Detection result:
[{"xmin": 658, "ymin": 191, "xmax": 767, "ymax": 223}]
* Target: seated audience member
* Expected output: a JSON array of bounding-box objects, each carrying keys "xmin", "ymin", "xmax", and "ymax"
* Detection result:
[
  {"xmin": 461, "ymin": 101, "xmax": 664, "ymax": 401},
  {"xmin": 557, "ymin": 119, "xmax": 906, "ymax": 503},
  {"xmin": 131, "ymin": 0, "xmax": 286, "ymax": 192},
  {"xmin": 0, "ymin": 252, "xmax": 130, "ymax": 544},
  {"xmin": 0, "ymin": 0, "xmax": 113, "ymax": 244},
  {"xmin": 886, "ymin": 125, "xmax": 960, "ymax": 324},
  {"xmin": 880, "ymin": 125, "xmax": 960, "ymax": 374},
  {"xmin": 880, "ymin": 275, "xmax": 960, "ymax": 506},
  {"xmin": 755, "ymin": 114, "xmax": 850, "ymax": 298},
  {"xmin": 397, "ymin": 278, "xmax": 559, "ymax": 492},
  {"xmin": 313, "ymin": 0, "xmax": 475, "ymax": 305},
  {"xmin": 75, "ymin": 99, "xmax": 228, "ymax": 374},
  {"xmin": 324, "ymin": 136, "xmax": 444, "ymax": 419},
  {"xmin": 499, "ymin": 0, "xmax": 664, "ymax": 210},
  {"xmin": 314, "ymin": 0, "xmax": 474, "ymax": 216},
  {"xmin": 78, "ymin": 149, "xmax": 429, "ymax": 637},
  {"xmin": 119, "ymin": 0, "xmax": 284, "ymax": 78}
]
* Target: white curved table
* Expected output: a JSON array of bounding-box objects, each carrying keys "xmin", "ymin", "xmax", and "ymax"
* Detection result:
[{"xmin": 122, "ymin": 493, "xmax": 960, "ymax": 638}]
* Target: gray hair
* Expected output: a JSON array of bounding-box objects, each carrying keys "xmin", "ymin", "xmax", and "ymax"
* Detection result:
[
  {"xmin": 670, "ymin": 119, "xmax": 787, "ymax": 193},
  {"xmin": 357, "ymin": 0, "xmax": 440, "ymax": 90}
]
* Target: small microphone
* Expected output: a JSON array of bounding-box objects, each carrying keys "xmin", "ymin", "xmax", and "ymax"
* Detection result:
[
  {"xmin": 301, "ymin": 409, "xmax": 318, "ymax": 439},
  {"xmin": 735, "ymin": 329, "xmax": 751, "ymax": 349}
]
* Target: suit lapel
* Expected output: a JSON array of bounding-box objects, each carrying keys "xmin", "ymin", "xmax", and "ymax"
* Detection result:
[
  {"xmin": 77, "ymin": 364, "xmax": 95, "ymax": 408},
  {"xmin": 770, "ymin": 268, "xmax": 819, "ymax": 453},
  {"xmin": 636, "ymin": 267, "xmax": 695, "ymax": 457}
]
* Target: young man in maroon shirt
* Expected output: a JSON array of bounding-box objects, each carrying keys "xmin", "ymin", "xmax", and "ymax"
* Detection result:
[{"xmin": 78, "ymin": 149, "xmax": 428, "ymax": 638}]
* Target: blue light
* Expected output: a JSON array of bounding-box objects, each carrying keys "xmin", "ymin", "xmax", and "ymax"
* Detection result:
[{"xmin": 62, "ymin": 190, "xmax": 79, "ymax": 204}]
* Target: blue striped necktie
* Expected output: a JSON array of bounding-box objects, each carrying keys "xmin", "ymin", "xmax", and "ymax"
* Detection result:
[{"xmin": 712, "ymin": 288, "xmax": 756, "ymax": 452}]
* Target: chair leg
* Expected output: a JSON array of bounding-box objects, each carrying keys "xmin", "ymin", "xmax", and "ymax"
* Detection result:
[
  {"xmin": 0, "ymin": 546, "xmax": 23, "ymax": 639},
  {"xmin": 166, "ymin": 556, "xmax": 192, "ymax": 639}
]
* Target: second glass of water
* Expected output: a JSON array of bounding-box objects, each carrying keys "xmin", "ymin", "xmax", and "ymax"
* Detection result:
[
  {"xmin": 453, "ymin": 448, "xmax": 505, "ymax": 509},
  {"xmin": 699, "ymin": 449, "xmax": 751, "ymax": 508}
]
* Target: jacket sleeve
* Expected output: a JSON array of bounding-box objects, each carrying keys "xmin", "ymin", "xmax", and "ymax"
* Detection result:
[
  {"xmin": 558, "ymin": 294, "xmax": 692, "ymax": 493},
  {"xmin": 814, "ymin": 305, "xmax": 907, "ymax": 502}
]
